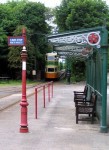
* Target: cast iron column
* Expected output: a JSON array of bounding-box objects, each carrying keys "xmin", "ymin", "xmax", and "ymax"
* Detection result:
[
  {"xmin": 20, "ymin": 46, "xmax": 29, "ymax": 133},
  {"xmin": 100, "ymin": 27, "xmax": 108, "ymax": 133}
]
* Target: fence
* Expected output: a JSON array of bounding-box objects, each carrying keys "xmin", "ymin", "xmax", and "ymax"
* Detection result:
[{"xmin": 35, "ymin": 81, "xmax": 53, "ymax": 119}]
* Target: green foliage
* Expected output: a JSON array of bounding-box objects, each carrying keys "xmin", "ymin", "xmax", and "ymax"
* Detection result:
[
  {"xmin": 59, "ymin": 62, "xmax": 64, "ymax": 70},
  {"xmin": 55, "ymin": 0, "xmax": 109, "ymax": 79},
  {"xmin": 71, "ymin": 60, "xmax": 86, "ymax": 82},
  {"xmin": 55, "ymin": 0, "xmax": 109, "ymax": 31},
  {"xmin": 0, "ymin": 79, "xmax": 41, "ymax": 86},
  {"xmin": 55, "ymin": 0, "xmax": 71, "ymax": 32},
  {"xmin": 70, "ymin": 75, "xmax": 76, "ymax": 83},
  {"xmin": 0, "ymin": 0, "xmax": 51, "ymax": 79}
]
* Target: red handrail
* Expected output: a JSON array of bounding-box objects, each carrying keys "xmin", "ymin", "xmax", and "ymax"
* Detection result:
[{"xmin": 35, "ymin": 81, "xmax": 53, "ymax": 119}]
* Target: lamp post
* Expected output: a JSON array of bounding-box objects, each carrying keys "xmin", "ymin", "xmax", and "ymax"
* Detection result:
[{"xmin": 20, "ymin": 46, "xmax": 29, "ymax": 133}]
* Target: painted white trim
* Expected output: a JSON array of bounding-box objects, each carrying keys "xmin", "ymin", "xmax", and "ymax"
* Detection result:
[
  {"xmin": 49, "ymin": 31, "xmax": 101, "ymax": 47},
  {"xmin": 22, "ymin": 61, "xmax": 26, "ymax": 70}
]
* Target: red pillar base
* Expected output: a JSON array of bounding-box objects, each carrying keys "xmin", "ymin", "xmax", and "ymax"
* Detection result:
[{"xmin": 20, "ymin": 126, "xmax": 29, "ymax": 133}]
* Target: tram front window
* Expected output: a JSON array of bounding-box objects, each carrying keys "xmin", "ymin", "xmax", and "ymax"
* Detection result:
[
  {"xmin": 48, "ymin": 68, "xmax": 54, "ymax": 72},
  {"xmin": 47, "ymin": 56, "xmax": 54, "ymax": 61}
]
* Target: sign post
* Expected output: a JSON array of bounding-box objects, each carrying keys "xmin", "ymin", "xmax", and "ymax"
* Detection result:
[
  {"xmin": 8, "ymin": 28, "xmax": 29, "ymax": 133},
  {"xmin": 20, "ymin": 46, "xmax": 29, "ymax": 133},
  {"xmin": 19, "ymin": 28, "xmax": 29, "ymax": 133}
]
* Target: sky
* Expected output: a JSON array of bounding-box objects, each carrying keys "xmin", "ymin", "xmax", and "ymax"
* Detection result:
[{"xmin": 0, "ymin": 0, "xmax": 109, "ymax": 7}]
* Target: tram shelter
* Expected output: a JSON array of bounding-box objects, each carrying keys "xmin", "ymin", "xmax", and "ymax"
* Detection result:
[{"xmin": 47, "ymin": 26, "xmax": 108, "ymax": 133}]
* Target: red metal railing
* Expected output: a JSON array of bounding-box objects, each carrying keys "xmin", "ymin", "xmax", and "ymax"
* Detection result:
[{"xmin": 35, "ymin": 81, "xmax": 53, "ymax": 119}]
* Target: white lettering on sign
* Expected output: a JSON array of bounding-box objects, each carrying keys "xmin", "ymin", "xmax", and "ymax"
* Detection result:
[
  {"xmin": 48, "ymin": 31, "xmax": 100, "ymax": 47},
  {"xmin": 10, "ymin": 39, "xmax": 23, "ymax": 42},
  {"xmin": 22, "ymin": 61, "xmax": 26, "ymax": 70},
  {"xmin": 9, "ymin": 37, "xmax": 24, "ymax": 45}
]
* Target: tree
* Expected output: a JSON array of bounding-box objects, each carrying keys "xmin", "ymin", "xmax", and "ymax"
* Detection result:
[
  {"xmin": 54, "ymin": 0, "xmax": 109, "ymax": 81},
  {"xmin": 54, "ymin": 0, "xmax": 71, "ymax": 32},
  {"xmin": 0, "ymin": 0, "xmax": 51, "ymax": 79},
  {"xmin": 55, "ymin": 0, "xmax": 109, "ymax": 31}
]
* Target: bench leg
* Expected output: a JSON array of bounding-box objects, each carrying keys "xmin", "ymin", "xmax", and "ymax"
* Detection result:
[
  {"xmin": 91, "ymin": 113, "xmax": 94, "ymax": 124},
  {"xmin": 76, "ymin": 114, "xmax": 78, "ymax": 124}
]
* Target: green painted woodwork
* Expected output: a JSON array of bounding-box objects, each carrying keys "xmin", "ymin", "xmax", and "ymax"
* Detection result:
[
  {"xmin": 46, "ymin": 61, "xmax": 58, "ymax": 66},
  {"xmin": 48, "ymin": 26, "xmax": 108, "ymax": 133}
]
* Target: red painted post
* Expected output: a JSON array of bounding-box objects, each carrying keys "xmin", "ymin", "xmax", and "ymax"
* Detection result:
[
  {"xmin": 51, "ymin": 82, "xmax": 53, "ymax": 98},
  {"xmin": 48, "ymin": 83, "xmax": 50, "ymax": 102},
  {"xmin": 35, "ymin": 88, "xmax": 38, "ymax": 119},
  {"xmin": 43, "ymin": 85, "xmax": 45, "ymax": 108},
  {"xmin": 20, "ymin": 46, "xmax": 29, "ymax": 133},
  {"xmin": 22, "ymin": 28, "xmax": 26, "ymax": 46}
]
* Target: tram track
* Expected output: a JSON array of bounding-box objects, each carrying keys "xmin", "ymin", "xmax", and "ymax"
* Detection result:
[
  {"xmin": 0, "ymin": 91, "xmax": 21, "ymax": 99},
  {"xmin": 0, "ymin": 90, "xmax": 21, "ymax": 99},
  {"xmin": 0, "ymin": 84, "xmax": 37, "ymax": 99},
  {"xmin": 0, "ymin": 85, "xmax": 37, "ymax": 112},
  {"xmin": 0, "ymin": 83, "xmax": 46, "ymax": 112},
  {"xmin": 0, "ymin": 81, "xmax": 51, "ymax": 112}
]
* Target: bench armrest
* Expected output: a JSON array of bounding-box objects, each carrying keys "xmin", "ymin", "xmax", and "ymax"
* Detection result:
[
  {"xmin": 76, "ymin": 104, "xmax": 94, "ymax": 107},
  {"xmin": 74, "ymin": 91, "xmax": 84, "ymax": 94}
]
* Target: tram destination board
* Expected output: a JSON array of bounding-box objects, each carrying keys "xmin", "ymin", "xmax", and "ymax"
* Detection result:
[{"xmin": 8, "ymin": 36, "xmax": 25, "ymax": 46}]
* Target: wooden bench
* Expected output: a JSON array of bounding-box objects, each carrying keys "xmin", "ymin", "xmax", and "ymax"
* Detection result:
[
  {"xmin": 75, "ymin": 92, "xmax": 97, "ymax": 124},
  {"xmin": 73, "ymin": 85, "xmax": 88, "ymax": 106}
]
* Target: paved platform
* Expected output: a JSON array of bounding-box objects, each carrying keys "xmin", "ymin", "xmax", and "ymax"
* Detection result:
[{"xmin": 0, "ymin": 82, "xmax": 109, "ymax": 150}]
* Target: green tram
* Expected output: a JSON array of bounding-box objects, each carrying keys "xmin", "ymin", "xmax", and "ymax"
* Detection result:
[{"xmin": 45, "ymin": 52, "xmax": 59, "ymax": 80}]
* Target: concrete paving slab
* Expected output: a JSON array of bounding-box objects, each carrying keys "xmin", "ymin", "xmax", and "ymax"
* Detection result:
[{"xmin": 0, "ymin": 82, "xmax": 109, "ymax": 150}]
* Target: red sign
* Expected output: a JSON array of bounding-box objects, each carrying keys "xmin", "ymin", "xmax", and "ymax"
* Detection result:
[{"xmin": 87, "ymin": 32, "xmax": 100, "ymax": 46}]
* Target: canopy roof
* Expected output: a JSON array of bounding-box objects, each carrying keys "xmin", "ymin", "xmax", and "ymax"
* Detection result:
[
  {"xmin": 47, "ymin": 27, "xmax": 102, "ymax": 59},
  {"xmin": 47, "ymin": 26, "xmax": 109, "ymax": 133}
]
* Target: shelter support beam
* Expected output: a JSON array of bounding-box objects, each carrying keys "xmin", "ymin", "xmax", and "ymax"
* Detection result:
[
  {"xmin": 100, "ymin": 27, "xmax": 108, "ymax": 133},
  {"xmin": 100, "ymin": 48, "xmax": 108, "ymax": 133},
  {"xmin": 66, "ymin": 56, "xmax": 72, "ymax": 84}
]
